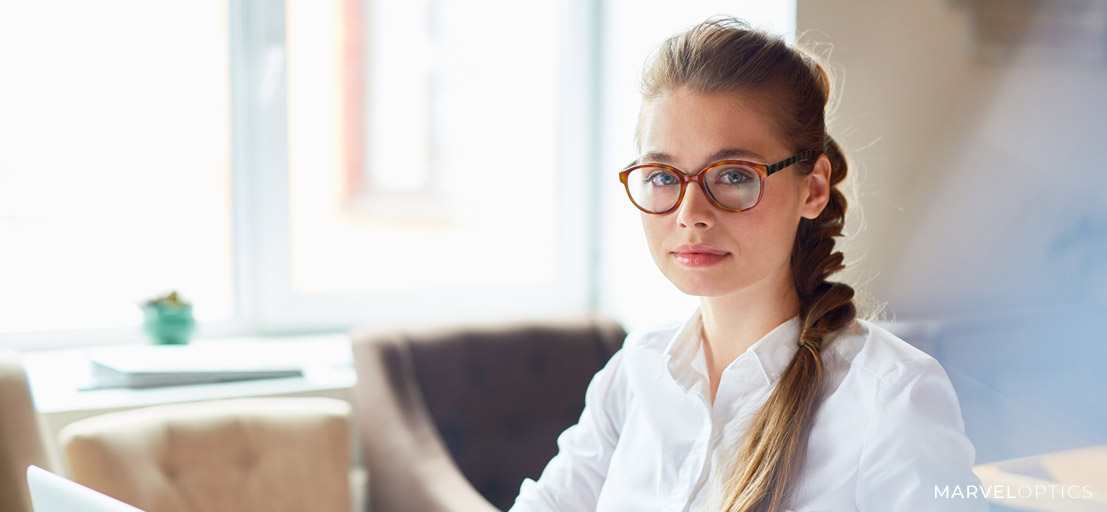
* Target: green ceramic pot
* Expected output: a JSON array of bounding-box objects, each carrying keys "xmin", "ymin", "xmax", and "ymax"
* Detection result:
[{"xmin": 142, "ymin": 302, "xmax": 196, "ymax": 345}]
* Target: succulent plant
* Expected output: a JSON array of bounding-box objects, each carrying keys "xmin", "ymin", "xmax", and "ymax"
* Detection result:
[{"xmin": 144, "ymin": 290, "xmax": 190, "ymax": 308}]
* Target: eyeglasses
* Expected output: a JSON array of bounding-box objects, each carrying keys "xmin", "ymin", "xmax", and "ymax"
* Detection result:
[{"xmin": 618, "ymin": 149, "xmax": 816, "ymax": 214}]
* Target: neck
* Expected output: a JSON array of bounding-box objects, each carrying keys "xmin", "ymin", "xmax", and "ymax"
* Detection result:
[{"xmin": 699, "ymin": 263, "xmax": 801, "ymax": 373}]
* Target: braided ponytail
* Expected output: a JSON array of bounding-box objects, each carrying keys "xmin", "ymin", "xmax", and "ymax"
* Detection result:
[
  {"xmin": 638, "ymin": 17, "xmax": 858, "ymax": 511},
  {"xmin": 717, "ymin": 134, "xmax": 856, "ymax": 512},
  {"xmin": 793, "ymin": 135, "xmax": 856, "ymax": 339}
]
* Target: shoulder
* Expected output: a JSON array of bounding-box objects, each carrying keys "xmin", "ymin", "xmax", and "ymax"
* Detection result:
[
  {"xmin": 589, "ymin": 318, "xmax": 686, "ymax": 405},
  {"xmin": 582, "ymin": 319, "xmax": 682, "ymax": 387},
  {"xmin": 572, "ymin": 321, "xmax": 684, "ymax": 432},
  {"xmin": 824, "ymin": 319, "xmax": 967, "ymax": 438},
  {"xmin": 621, "ymin": 319, "xmax": 684, "ymax": 352},
  {"xmin": 827, "ymin": 318, "xmax": 946, "ymax": 384},
  {"xmin": 584, "ymin": 318, "xmax": 685, "ymax": 393},
  {"xmin": 839, "ymin": 323, "xmax": 981, "ymax": 507}
]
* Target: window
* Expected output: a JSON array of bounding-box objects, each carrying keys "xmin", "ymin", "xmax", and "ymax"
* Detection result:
[
  {"xmin": 258, "ymin": 0, "xmax": 594, "ymax": 330},
  {"xmin": 285, "ymin": 0, "xmax": 565, "ymax": 296},
  {"xmin": 0, "ymin": 0, "xmax": 597, "ymax": 347},
  {"xmin": 0, "ymin": 1, "xmax": 234, "ymax": 340}
]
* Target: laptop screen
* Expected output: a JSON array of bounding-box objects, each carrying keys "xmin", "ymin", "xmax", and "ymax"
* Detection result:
[{"xmin": 26, "ymin": 466, "xmax": 146, "ymax": 512}]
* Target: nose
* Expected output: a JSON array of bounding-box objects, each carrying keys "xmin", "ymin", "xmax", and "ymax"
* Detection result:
[{"xmin": 675, "ymin": 183, "xmax": 716, "ymax": 229}]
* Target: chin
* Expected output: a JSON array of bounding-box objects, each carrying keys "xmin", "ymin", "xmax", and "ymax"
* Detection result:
[{"xmin": 664, "ymin": 269, "xmax": 741, "ymax": 297}]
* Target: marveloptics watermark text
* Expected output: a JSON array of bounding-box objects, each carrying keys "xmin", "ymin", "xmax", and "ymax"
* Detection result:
[{"xmin": 936, "ymin": 484, "xmax": 1094, "ymax": 500}]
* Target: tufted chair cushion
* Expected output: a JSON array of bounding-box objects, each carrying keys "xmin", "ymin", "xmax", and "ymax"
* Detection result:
[
  {"xmin": 59, "ymin": 397, "xmax": 351, "ymax": 512},
  {"xmin": 0, "ymin": 351, "xmax": 53, "ymax": 512},
  {"xmin": 351, "ymin": 316, "xmax": 626, "ymax": 512}
]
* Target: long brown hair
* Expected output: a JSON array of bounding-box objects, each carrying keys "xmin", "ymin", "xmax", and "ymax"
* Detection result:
[{"xmin": 638, "ymin": 17, "xmax": 857, "ymax": 511}]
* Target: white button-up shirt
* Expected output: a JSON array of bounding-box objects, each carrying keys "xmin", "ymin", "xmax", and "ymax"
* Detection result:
[{"xmin": 509, "ymin": 310, "xmax": 987, "ymax": 511}]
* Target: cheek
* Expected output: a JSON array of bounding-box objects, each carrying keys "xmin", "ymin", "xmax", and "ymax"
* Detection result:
[
  {"xmin": 727, "ymin": 201, "xmax": 800, "ymax": 258},
  {"xmin": 639, "ymin": 214, "xmax": 664, "ymax": 248},
  {"xmin": 748, "ymin": 184, "xmax": 803, "ymax": 235},
  {"xmin": 766, "ymin": 176, "xmax": 806, "ymax": 218},
  {"xmin": 639, "ymin": 214, "xmax": 674, "ymax": 262}
]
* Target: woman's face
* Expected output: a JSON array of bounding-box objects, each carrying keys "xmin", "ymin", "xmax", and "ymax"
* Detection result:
[{"xmin": 636, "ymin": 87, "xmax": 830, "ymax": 299}]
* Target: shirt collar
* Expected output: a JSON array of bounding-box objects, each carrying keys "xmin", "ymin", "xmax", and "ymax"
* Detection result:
[{"xmin": 663, "ymin": 308, "xmax": 803, "ymax": 391}]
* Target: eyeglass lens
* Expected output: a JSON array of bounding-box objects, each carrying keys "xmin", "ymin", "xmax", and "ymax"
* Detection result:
[{"xmin": 625, "ymin": 164, "xmax": 761, "ymax": 212}]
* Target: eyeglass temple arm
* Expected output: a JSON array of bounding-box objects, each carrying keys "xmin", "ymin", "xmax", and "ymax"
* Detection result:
[{"xmin": 764, "ymin": 149, "xmax": 817, "ymax": 176}]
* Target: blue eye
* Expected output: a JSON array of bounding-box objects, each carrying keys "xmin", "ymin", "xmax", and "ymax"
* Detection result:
[
  {"xmin": 720, "ymin": 172, "xmax": 750, "ymax": 184},
  {"xmin": 714, "ymin": 167, "xmax": 756, "ymax": 186},
  {"xmin": 644, "ymin": 170, "xmax": 679, "ymax": 187}
]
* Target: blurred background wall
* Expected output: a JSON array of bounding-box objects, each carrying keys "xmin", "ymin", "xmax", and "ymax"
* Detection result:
[{"xmin": 795, "ymin": 0, "xmax": 1107, "ymax": 464}]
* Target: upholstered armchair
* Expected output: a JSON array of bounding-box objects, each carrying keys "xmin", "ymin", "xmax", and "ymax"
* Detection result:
[
  {"xmin": 0, "ymin": 350, "xmax": 54, "ymax": 512},
  {"xmin": 59, "ymin": 397, "xmax": 352, "ymax": 512},
  {"xmin": 350, "ymin": 316, "xmax": 626, "ymax": 512}
]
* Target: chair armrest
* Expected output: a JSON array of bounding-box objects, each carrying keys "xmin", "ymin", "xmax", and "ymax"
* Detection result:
[{"xmin": 351, "ymin": 330, "xmax": 499, "ymax": 512}]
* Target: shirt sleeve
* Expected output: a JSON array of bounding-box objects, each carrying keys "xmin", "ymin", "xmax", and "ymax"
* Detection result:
[
  {"xmin": 507, "ymin": 348, "xmax": 629, "ymax": 512},
  {"xmin": 856, "ymin": 357, "xmax": 989, "ymax": 512}
]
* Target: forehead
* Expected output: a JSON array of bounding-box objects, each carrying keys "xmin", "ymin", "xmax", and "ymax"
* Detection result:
[{"xmin": 637, "ymin": 87, "xmax": 788, "ymax": 167}]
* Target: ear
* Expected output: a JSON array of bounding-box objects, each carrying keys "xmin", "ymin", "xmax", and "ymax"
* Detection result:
[{"xmin": 800, "ymin": 154, "xmax": 832, "ymax": 220}]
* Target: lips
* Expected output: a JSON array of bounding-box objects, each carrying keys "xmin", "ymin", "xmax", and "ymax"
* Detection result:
[{"xmin": 671, "ymin": 244, "xmax": 729, "ymax": 267}]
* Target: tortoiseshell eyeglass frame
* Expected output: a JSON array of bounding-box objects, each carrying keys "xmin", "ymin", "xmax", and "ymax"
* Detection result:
[{"xmin": 618, "ymin": 149, "xmax": 817, "ymax": 214}]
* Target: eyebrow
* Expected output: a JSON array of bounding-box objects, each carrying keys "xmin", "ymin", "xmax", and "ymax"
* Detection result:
[{"xmin": 639, "ymin": 148, "xmax": 768, "ymax": 166}]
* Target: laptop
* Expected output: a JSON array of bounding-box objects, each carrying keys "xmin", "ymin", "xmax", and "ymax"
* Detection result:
[{"xmin": 26, "ymin": 465, "xmax": 146, "ymax": 512}]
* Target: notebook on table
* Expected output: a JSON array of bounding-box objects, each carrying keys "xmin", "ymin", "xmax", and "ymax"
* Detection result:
[
  {"xmin": 87, "ymin": 343, "xmax": 304, "ymax": 389},
  {"xmin": 27, "ymin": 465, "xmax": 146, "ymax": 512}
]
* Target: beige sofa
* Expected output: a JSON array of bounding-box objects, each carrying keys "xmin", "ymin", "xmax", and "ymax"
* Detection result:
[
  {"xmin": 59, "ymin": 397, "xmax": 352, "ymax": 512},
  {"xmin": 0, "ymin": 350, "xmax": 54, "ymax": 512}
]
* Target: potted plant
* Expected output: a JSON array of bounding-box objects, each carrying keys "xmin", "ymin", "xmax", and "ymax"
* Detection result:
[{"xmin": 141, "ymin": 291, "xmax": 195, "ymax": 345}]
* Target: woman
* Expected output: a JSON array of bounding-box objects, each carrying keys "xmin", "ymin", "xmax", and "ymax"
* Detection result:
[{"xmin": 509, "ymin": 17, "xmax": 985, "ymax": 512}]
